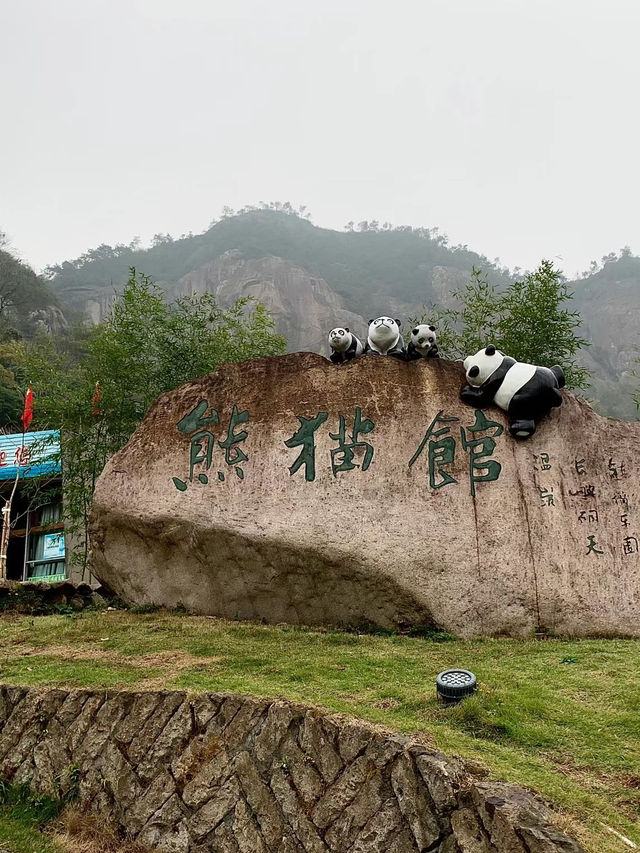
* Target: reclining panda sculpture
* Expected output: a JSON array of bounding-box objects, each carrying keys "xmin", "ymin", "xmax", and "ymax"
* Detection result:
[
  {"xmin": 327, "ymin": 327, "xmax": 364, "ymax": 364},
  {"xmin": 407, "ymin": 324, "xmax": 439, "ymax": 360},
  {"xmin": 461, "ymin": 345, "xmax": 565, "ymax": 439}
]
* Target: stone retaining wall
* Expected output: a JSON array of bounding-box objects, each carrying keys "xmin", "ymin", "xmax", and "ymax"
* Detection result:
[{"xmin": 0, "ymin": 686, "xmax": 585, "ymax": 852}]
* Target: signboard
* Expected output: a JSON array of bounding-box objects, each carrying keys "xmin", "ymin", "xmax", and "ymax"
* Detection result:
[
  {"xmin": 42, "ymin": 533, "xmax": 66, "ymax": 560},
  {"xmin": 0, "ymin": 431, "xmax": 60, "ymax": 481}
]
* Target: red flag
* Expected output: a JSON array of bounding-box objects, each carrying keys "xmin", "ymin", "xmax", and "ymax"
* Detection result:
[
  {"xmin": 91, "ymin": 382, "xmax": 102, "ymax": 416},
  {"xmin": 21, "ymin": 385, "xmax": 33, "ymax": 432}
]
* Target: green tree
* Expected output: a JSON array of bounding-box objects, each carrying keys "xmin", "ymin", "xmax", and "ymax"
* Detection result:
[
  {"xmin": 496, "ymin": 260, "xmax": 589, "ymax": 388},
  {"xmin": 414, "ymin": 261, "xmax": 590, "ymax": 390},
  {"xmin": 10, "ymin": 269, "xmax": 286, "ymax": 575},
  {"xmin": 417, "ymin": 267, "xmax": 502, "ymax": 360},
  {"xmin": 0, "ymin": 362, "xmax": 23, "ymax": 427}
]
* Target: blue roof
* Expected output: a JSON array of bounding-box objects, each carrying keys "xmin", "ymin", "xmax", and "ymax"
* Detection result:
[{"xmin": 0, "ymin": 430, "xmax": 61, "ymax": 481}]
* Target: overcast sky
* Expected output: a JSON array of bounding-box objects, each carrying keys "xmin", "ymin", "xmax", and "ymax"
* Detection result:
[{"xmin": 2, "ymin": 0, "xmax": 638, "ymax": 278}]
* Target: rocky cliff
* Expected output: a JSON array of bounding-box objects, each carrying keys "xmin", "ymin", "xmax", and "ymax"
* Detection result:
[
  {"xmin": 90, "ymin": 353, "xmax": 640, "ymax": 638},
  {"xmin": 54, "ymin": 252, "xmax": 469, "ymax": 361},
  {"xmin": 0, "ymin": 247, "xmax": 66, "ymax": 337},
  {"xmin": 572, "ymin": 253, "xmax": 640, "ymax": 419},
  {"xmin": 173, "ymin": 251, "xmax": 365, "ymax": 354},
  {"xmin": 46, "ymin": 213, "xmax": 640, "ymax": 419}
]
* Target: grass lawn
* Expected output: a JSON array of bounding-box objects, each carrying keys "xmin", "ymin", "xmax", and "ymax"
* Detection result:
[
  {"xmin": 0, "ymin": 779, "xmax": 151, "ymax": 853},
  {"xmin": 0, "ymin": 609, "xmax": 638, "ymax": 853},
  {"xmin": 0, "ymin": 781, "xmax": 63, "ymax": 853}
]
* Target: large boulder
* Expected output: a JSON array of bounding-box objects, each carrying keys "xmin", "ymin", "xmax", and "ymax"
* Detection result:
[{"xmin": 90, "ymin": 353, "xmax": 640, "ymax": 637}]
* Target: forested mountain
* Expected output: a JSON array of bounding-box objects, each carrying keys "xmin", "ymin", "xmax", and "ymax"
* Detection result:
[
  {"xmin": 571, "ymin": 251, "xmax": 640, "ymax": 418},
  {"xmin": 0, "ymin": 245, "xmax": 65, "ymax": 339},
  {"xmin": 42, "ymin": 210, "xmax": 640, "ymax": 420},
  {"xmin": 46, "ymin": 208, "xmax": 511, "ymax": 318},
  {"xmin": 0, "ymin": 238, "xmax": 67, "ymax": 425}
]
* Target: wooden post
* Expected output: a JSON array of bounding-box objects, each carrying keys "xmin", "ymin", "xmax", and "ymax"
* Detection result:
[{"xmin": 0, "ymin": 505, "xmax": 10, "ymax": 581}]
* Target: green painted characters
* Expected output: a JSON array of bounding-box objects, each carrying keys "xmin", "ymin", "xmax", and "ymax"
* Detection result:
[{"xmin": 172, "ymin": 400, "xmax": 249, "ymax": 490}]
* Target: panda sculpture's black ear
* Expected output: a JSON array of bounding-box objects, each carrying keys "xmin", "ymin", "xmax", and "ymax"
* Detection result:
[
  {"xmin": 485, "ymin": 345, "xmax": 496, "ymax": 356},
  {"xmin": 345, "ymin": 328, "xmax": 349, "ymax": 333},
  {"xmin": 412, "ymin": 328, "xmax": 419, "ymax": 335},
  {"xmin": 369, "ymin": 319, "xmax": 374, "ymax": 325},
  {"xmin": 429, "ymin": 325, "xmax": 436, "ymax": 331},
  {"xmin": 395, "ymin": 318, "xmax": 402, "ymax": 327}
]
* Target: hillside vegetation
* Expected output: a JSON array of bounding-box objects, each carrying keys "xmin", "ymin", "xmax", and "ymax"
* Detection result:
[
  {"xmin": 572, "ymin": 251, "xmax": 640, "ymax": 418},
  {"xmin": 0, "ymin": 248, "xmax": 62, "ymax": 339},
  {"xmin": 44, "ymin": 210, "xmax": 640, "ymax": 420},
  {"xmin": 46, "ymin": 208, "xmax": 511, "ymax": 318},
  {"xmin": 0, "ymin": 609, "xmax": 638, "ymax": 853},
  {"xmin": 0, "ymin": 240, "xmax": 65, "ymax": 426}
]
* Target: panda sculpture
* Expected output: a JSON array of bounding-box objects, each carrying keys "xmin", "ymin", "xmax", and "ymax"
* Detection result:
[
  {"xmin": 327, "ymin": 327, "xmax": 364, "ymax": 364},
  {"xmin": 407, "ymin": 324, "xmax": 439, "ymax": 360},
  {"xmin": 365, "ymin": 317, "xmax": 406, "ymax": 359},
  {"xmin": 461, "ymin": 345, "xmax": 565, "ymax": 439}
]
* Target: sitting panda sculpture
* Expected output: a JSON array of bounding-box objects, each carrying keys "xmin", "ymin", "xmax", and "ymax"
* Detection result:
[
  {"xmin": 461, "ymin": 345, "xmax": 565, "ymax": 439},
  {"xmin": 365, "ymin": 317, "xmax": 406, "ymax": 359},
  {"xmin": 327, "ymin": 327, "xmax": 364, "ymax": 364},
  {"xmin": 407, "ymin": 324, "xmax": 439, "ymax": 360}
]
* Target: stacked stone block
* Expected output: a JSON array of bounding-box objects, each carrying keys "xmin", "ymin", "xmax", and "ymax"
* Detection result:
[{"xmin": 0, "ymin": 686, "xmax": 584, "ymax": 852}]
